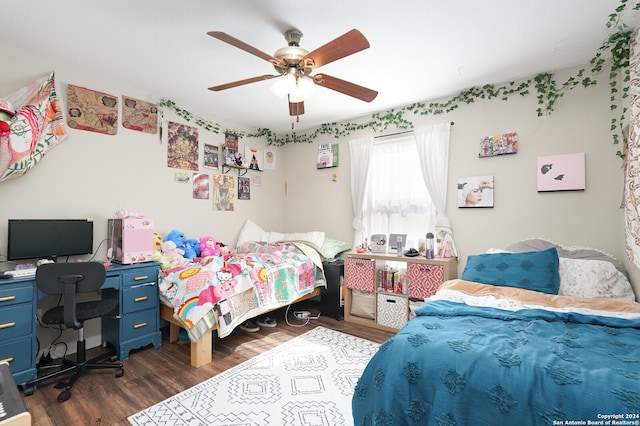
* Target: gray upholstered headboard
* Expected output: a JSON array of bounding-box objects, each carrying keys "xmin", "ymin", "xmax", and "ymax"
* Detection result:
[{"xmin": 504, "ymin": 238, "xmax": 627, "ymax": 276}]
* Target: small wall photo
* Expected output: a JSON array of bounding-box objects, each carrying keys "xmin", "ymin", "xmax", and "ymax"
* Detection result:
[{"xmin": 458, "ymin": 175, "xmax": 494, "ymax": 208}]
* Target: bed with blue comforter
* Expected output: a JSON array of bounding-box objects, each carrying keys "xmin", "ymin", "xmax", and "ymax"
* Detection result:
[{"xmin": 352, "ymin": 279, "xmax": 640, "ymax": 425}]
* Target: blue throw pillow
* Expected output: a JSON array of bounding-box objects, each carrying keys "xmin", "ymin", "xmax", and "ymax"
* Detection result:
[{"xmin": 461, "ymin": 248, "xmax": 560, "ymax": 294}]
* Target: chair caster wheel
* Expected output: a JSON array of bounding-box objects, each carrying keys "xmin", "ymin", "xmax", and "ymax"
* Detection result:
[
  {"xmin": 115, "ymin": 368, "xmax": 124, "ymax": 378},
  {"xmin": 57, "ymin": 389, "xmax": 71, "ymax": 402}
]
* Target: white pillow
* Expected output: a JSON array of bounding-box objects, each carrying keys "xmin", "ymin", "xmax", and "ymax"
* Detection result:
[
  {"xmin": 267, "ymin": 231, "xmax": 325, "ymax": 251},
  {"xmin": 558, "ymin": 258, "xmax": 635, "ymax": 300},
  {"xmin": 236, "ymin": 219, "xmax": 268, "ymax": 248}
]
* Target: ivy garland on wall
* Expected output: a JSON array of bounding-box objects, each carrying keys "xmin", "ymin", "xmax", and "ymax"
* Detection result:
[{"xmin": 160, "ymin": 0, "xmax": 639, "ymax": 156}]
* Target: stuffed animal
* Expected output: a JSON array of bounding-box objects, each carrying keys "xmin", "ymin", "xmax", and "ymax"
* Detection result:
[
  {"xmin": 199, "ymin": 236, "xmax": 220, "ymax": 257},
  {"xmin": 153, "ymin": 240, "xmax": 188, "ymax": 270},
  {"xmin": 164, "ymin": 229, "xmax": 198, "ymax": 259},
  {"xmin": 152, "ymin": 232, "xmax": 163, "ymax": 252},
  {"xmin": 184, "ymin": 238, "xmax": 201, "ymax": 258}
]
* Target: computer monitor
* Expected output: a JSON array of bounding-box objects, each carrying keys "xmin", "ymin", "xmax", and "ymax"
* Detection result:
[{"xmin": 7, "ymin": 219, "xmax": 94, "ymax": 261}]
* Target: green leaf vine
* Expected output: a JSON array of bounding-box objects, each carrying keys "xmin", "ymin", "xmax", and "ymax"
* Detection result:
[{"xmin": 160, "ymin": 0, "xmax": 638, "ymax": 156}]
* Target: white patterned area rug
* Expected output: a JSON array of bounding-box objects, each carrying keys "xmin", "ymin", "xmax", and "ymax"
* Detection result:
[{"xmin": 128, "ymin": 326, "xmax": 380, "ymax": 426}]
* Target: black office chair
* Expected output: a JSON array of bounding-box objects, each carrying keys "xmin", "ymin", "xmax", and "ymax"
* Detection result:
[{"xmin": 24, "ymin": 262, "xmax": 124, "ymax": 402}]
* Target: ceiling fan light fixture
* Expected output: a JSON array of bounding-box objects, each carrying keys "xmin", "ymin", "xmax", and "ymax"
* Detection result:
[
  {"xmin": 271, "ymin": 68, "xmax": 314, "ymax": 102},
  {"xmin": 270, "ymin": 72, "xmax": 297, "ymax": 98},
  {"xmin": 289, "ymin": 76, "xmax": 314, "ymax": 103}
]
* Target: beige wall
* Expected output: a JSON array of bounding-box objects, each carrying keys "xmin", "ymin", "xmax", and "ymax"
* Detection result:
[
  {"xmin": 283, "ymin": 67, "xmax": 628, "ymax": 278},
  {"xmin": 1, "ymin": 43, "xmax": 637, "ymax": 355}
]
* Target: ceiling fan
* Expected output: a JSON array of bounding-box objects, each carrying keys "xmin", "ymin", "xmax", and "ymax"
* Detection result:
[{"xmin": 207, "ymin": 28, "xmax": 378, "ymax": 127}]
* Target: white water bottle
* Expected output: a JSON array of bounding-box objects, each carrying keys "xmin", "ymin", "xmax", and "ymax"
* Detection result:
[{"xmin": 396, "ymin": 236, "xmax": 403, "ymax": 257}]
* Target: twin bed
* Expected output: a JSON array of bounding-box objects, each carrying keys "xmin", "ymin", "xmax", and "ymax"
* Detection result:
[
  {"xmin": 352, "ymin": 239, "xmax": 640, "ymax": 425},
  {"xmin": 157, "ymin": 221, "xmax": 351, "ymax": 367}
]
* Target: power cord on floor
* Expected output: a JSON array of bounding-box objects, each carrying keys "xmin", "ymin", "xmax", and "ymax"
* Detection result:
[{"xmin": 284, "ymin": 305, "xmax": 321, "ymax": 327}]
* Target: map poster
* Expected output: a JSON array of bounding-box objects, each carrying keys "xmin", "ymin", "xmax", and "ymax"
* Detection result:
[
  {"xmin": 66, "ymin": 84, "xmax": 118, "ymax": 135},
  {"xmin": 122, "ymin": 96, "xmax": 158, "ymax": 134}
]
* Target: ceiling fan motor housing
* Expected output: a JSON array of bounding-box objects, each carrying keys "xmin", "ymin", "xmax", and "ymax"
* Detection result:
[{"xmin": 273, "ymin": 29, "xmax": 312, "ymax": 74}]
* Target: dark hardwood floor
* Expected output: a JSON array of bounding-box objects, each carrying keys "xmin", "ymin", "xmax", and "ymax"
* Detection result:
[{"xmin": 21, "ymin": 300, "xmax": 395, "ymax": 426}]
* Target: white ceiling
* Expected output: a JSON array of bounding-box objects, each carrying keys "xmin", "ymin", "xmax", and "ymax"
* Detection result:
[{"xmin": 5, "ymin": 1, "xmax": 639, "ymax": 135}]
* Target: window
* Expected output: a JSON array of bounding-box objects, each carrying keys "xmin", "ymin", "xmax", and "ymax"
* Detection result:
[{"xmin": 363, "ymin": 134, "xmax": 436, "ymax": 247}]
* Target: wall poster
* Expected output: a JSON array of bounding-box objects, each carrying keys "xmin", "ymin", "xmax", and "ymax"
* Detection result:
[
  {"xmin": 122, "ymin": 96, "xmax": 158, "ymax": 134},
  {"xmin": 212, "ymin": 174, "xmax": 234, "ymax": 211},
  {"xmin": 317, "ymin": 143, "xmax": 339, "ymax": 169},
  {"xmin": 238, "ymin": 176, "xmax": 250, "ymax": 200},
  {"xmin": 167, "ymin": 122, "xmax": 199, "ymax": 170},
  {"xmin": 66, "ymin": 84, "xmax": 118, "ymax": 135},
  {"xmin": 536, "ymin": 152, "xmax": 585, "ymax": 192},
  {"xmin": 204, "ymin": 144, "xmax": 219, "ymax": 169},
  {"xmin": 193, "ymin": 173, "xmax": 209, "ymax": 199}
]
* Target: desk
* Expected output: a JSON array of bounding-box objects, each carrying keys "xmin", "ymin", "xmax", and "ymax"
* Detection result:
[{"xmin": 0, "ymin": 263, "xmax": 162, "ymax": 386}]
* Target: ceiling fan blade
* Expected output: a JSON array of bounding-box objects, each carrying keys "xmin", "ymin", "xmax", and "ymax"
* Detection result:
[
  {"xmin": 288, "ymin": 98, "xmax": 305, "ymax": 116},
  {"xmin": 208, "ymin": 75, "xmax": 278, "ymax": 91},
  {"xmin": 208, "ymin": 31, "xmax": 285, "ymax": 68},
  {"xmin": 313, "ymin": 74, "xmax": 378, "ymax": 102},
  {"xmin": 302, "ymin": 29, "xmax": 370, "ymax": 70}
]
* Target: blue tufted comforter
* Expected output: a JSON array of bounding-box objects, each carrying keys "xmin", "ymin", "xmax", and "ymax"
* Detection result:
[{"xmin": 352, "ymin": 280, "xmax": 640, "ymax": 426}]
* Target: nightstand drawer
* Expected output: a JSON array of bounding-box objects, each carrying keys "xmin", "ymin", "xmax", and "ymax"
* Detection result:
[
  {"xmin": 122, "ymin": 282, "xmax": 159, "ymax": 314},
  {"xmin": 121, "ymin": 309, "xmax": 158, "ymax": 341},
  {"xmin": 0, "ymin": 286, "xmax": 33, "ymax": 307},
  {"xmin": 0, "ymin": 304, "xmax": 32, "ymax": 341},
  {"xmin": 407, "ymin": 263, "xmax": 445, "ymax": 299},
  {"xmin": 345, "ymin": 258, "xmax": 376, "ymax": 292},
  {"xmin": 122, "ymin": 266, "xmax": 158, "ymax": 288}
]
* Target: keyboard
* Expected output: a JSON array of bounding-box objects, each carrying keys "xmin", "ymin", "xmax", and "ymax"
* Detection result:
[{"xmin": 5, "ymin": 268, "xmax": 37, "ymax": 278}]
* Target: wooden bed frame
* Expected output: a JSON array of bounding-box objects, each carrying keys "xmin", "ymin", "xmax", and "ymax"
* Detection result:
[{"xmin": 159, "ymin": 287, "xmax": 322, "ymax": 367}]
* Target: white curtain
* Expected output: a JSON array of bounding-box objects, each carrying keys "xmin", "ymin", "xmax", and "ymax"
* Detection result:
[
  {"xmin": 364, "ymin": 135, "xmax": 435, "ymax": 245},
  {"xmin": 414, "ymin": 123, "xmax": 458, "ymax": 256},
  {"xmin": 349, "ymin": 136, "xmax": 374, "ymax": 248}
]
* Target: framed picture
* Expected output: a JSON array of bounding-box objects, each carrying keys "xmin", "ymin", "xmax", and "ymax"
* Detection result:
[
  {"xmin": 458, "ymin": 175, "xmax": 494, "ymax": 208},
  {"xmin": 537, "ymin": 152, "xmax": 585, "ymax": 192},
  {"xmin": 479, "ymin": 132, "xmax": 518, "ymax": 157}
]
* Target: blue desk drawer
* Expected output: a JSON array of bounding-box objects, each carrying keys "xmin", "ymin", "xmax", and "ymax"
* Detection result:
[
  {"xmin": 0, "ymin": 336, "xmax": 32, "ymax": 375},
  {"xmin": 0, "ymin": 304, "xmax": 32, "ymax": 340},
  {"xmin": 121, "ymin": 309, "xmax": 158, "ymax": 341},
  {"xmin": 103, "ymin": 276, "xmax": 120, "ymax": 290},
  {"xmin": 122, "ymin": 283, "xmax": 158, "ymax": 314},
  {"xmin": 122, "ymin": 266, "xmax": 158, "ymax": 288},
  {"xmin": 0, "ymin": 286, "xmax": 33, "ymax": 307}
]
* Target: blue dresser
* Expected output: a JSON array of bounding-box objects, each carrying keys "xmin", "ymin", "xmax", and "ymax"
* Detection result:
[{"xmin": 0, "ymin": 262, "xmax": 162, "ymax": 386}]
